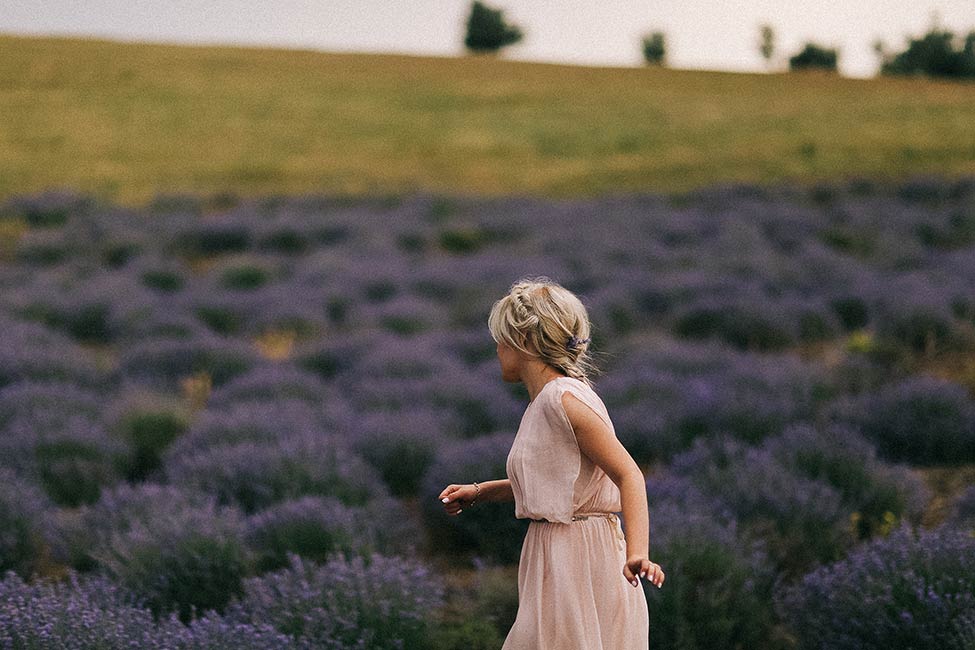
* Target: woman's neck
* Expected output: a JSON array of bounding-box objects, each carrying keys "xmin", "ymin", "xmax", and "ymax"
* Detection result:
[{"xmin": 522, "ymin": 360, "xmax": 566, "ymax": 402}]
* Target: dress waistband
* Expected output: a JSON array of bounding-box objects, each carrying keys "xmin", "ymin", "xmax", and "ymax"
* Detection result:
[{"xmin": 528, "ymin": 512, "xmax": 626, "ymax": 551}]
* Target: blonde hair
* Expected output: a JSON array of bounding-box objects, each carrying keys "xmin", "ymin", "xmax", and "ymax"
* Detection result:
[{"xmin": 488, "ymin": 277, "xmax": 597, "ymax": 386}]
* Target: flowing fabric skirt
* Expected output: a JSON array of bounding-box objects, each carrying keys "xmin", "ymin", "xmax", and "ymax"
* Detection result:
[{"xmin": 501, "ymin": 514, "xmax": 650, "ymax": 650}]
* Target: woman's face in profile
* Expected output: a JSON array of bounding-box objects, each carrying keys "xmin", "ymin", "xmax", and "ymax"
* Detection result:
[{"xmin": 496, "ymin": 340, "xmax": 522, "ymax": 383}]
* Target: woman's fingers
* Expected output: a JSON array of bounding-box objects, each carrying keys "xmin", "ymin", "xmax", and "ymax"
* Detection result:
[
  {"xmin": 439, "ymin": 484, "xmax": 466, "ymax": 515},
  {"xmin": 623, "ymin": 563, "xmax": 636, "ymax": 584},
  {"xmin": 627, "ymin": 560, "xmax": 665, "ymax": 589},
  {"xmin": 647, "ymin": 563, "xmax": 665, "ymax": 588}
]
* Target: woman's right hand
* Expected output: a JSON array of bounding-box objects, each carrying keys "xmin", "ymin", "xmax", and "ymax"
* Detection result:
[{"xmin": 438, "ymin": 483, "xmax": 479, "ymax": 515}]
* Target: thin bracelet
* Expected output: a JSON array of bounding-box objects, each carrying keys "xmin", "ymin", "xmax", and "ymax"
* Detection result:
[{"xmin": 470, "ymin": 481, "xmax": 480, "ymax": 507}]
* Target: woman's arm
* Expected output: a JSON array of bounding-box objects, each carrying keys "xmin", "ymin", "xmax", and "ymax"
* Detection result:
[
  {"xmin": 478, "ymin": 478, "xmax": 514, "ymax": 503},
  {"xmin": 439, "ymin": 478, "xmax": 513, "ymax": 516},
  {"xmin": 561, "ymin": 392, "xmax": 665, "ymax": 589}
]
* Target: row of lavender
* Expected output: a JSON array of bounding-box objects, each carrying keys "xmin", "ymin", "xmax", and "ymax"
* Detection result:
[
  {"xmin": 5, "ymin": 178, "xmax": 975, "ymax": 357},
  {"xmin": 1, "ymin": 177, "xmax": 974, "ymax": 648}
]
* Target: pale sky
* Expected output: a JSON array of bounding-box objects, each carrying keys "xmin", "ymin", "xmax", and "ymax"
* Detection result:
[{"xmin": 2, "ymin": 1, "xmax": 973, "ymax": 78}]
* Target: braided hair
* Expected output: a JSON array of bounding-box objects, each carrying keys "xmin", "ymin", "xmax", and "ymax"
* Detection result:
[{"xmin": 488, "ymin": 277, "xmax": 597, "ymax": 386}]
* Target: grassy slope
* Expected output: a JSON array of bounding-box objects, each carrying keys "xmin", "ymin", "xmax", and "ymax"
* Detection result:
[{"xmin": 1, "ymin": 33, "xmax": 974, "ymax": 208}]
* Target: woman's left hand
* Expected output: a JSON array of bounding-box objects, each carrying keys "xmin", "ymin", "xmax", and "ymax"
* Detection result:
[{"xmin": 624, "ymin": 555, "xmax": 664, "ymax": 589}]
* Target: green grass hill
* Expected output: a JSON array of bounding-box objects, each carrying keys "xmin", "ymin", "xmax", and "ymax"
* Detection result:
[{"xmin": 1, "ymin": 33, "xmax": 974, "ymax": 207}]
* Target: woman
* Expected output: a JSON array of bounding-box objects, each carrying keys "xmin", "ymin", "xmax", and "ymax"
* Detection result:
[{"xmin": 439, "ymin": 277, "xmax": 664, "ymax": 649}]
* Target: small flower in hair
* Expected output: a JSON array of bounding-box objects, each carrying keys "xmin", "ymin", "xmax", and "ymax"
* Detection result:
[{"xmin": 567, "ymin": 336, "xmax": 591, "ymax": 351}]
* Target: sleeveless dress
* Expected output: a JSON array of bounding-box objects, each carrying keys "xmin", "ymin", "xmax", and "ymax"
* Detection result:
[{"xmin": 502, "ymin": 376, "xmax": 650, "ymax": 650}]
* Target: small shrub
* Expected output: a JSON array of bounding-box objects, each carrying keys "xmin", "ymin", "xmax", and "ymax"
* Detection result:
[
  {"xmin": 767, "ymin": 422, "xmax": 928, "ymax": 539},
  {"xmin": 245, "ymin": 495, "xmax": 418, "ymax": 571},
  {"xmin": 117, "ymin": 337, "xmax": 256, "ymax": 390},
  {"xmin": 0, "ymin": 571, "xmax": 164, "ymax": 648},
  {"xmin": 3, "ymin": 413, "xmax": 126, "ymax": 507},
  {"xmin": 113, "ymin": 405, "xmax": 189, "ymax": 481},
  {"xmin": 775, "ymin": 524, "xmax": 975, "ymax": 650},
  {"xmin": 101, "ymin": 240, "xmax": 142, "ymax": 267},
  {"xmin": 229, "ymin": 552, "xmax": 445, "ymax": 649},
  {"xmin": 351, "ymin": 410, "xmax": 448, "ymax": 496},
  {"xmin": 672, "ymin": 436, "xmax": 851, "ymax": 575},
  {"xmin": 829, "ymin": 375, "xmax": 975, "ymax": 464},
  {"xmin": 220, "ymin": 264, "xmax": 271, "ymax": 290},
  {"xmin": 949, "ymin": 486, "xmax": 975, "ymax": 530},
  {"xmin": 194, "ymin": 305, "xmax": 245, "ymax": 335},
  {"xmin": 258, "ymin": 228, "xmax": 310, "ymax": 254},
  {"xmin": 35, "ymin": 434, "xmax": 123, "ymax": 507},
  {"xmin": 789, "ymin": 42, "xmax": 838, "ymax": 71},
  {"xmin": 673, "ymin": 303, "xmax": 794, "ymax": 351},
  {"xmin": 0, "ymin": 469, "xmax": 52, "ymax": 578},
  {"xmin": 141, "ymin": 269, "xmax": 185, "ymax": 292},
  {"xmin": 93, "ymin": 492, "xmax": 249, "ymax": 622},
  {"xmin": 829, "ymin": 295, "xmax": 870, "ymax": 330},
  {"xmin": 49, "ymin": 483, "xmax": 215, "ymax": 572},
  {"xmin": 439, "ymin": 226, "xmax": 487, "ymax": 254},
  {"xmin": 642, "ymin": 483, "xmax": 778, "ymax": 650},
  {"xmin": 165, "ymin": 434, "xmax": 384, "ymax": 513},
  {"xmin": 172, "ymin": 223, "xmax": 250, "ymax": 257},
  {"xmin": 667, "ymin": 423, "xmax": 927, "ymax": 577}
]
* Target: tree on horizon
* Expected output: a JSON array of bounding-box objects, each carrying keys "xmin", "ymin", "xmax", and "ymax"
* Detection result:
[
  {"xmin": 789, "ymin": 42, "xmax": 839, "ymax": 72},
  {"xmin": 463, "ymin": 1, "xmax": 524, "ymax": 54},
  {"xmin": 758, "ymin": 24, "xmax": 776, "ymax": 70},
  {"xmin": 641, "ymin": 31, "xmax": 667, "ymax": 66}
]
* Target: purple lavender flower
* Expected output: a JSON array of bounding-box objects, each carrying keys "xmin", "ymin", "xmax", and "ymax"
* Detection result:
[
  {"xmin": 229, "ymin": 552, "xmax": 445, "ymax": 649},
  {"xmin": 775, "ymin": 523, "xmax": 975, "ymax": 650},
  {"xmin": 244, "ymin": 494, "xmax": 419, "ymax": 571},
  {"xmin": 0, "ymin": 468, "xmax": 53, "ymax": 577}
]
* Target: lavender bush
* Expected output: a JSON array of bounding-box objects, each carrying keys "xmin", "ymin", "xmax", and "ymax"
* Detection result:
[
  {"xmin": 0, "ymin": 317, "xmax": 108, "ymax": 389},
  {"xmin": 828, "ymin": 374, "xmax": 975, "ymax": 463},
  {"xmin": 347, "ymin": 409, "xmax": 450, "ymax": 496},
  {"xmin": 49, "ymin": 483, "xmax": 218, "ymax": 572},
  {"xmin": 775, "ymin": 524, "xmax": 975, "ymax": 650},
  {"xmin": 205, "ymin": 363, "xmax": 339, "ymax": 410},
  {"xmin": 244, "ymin": 494, "xmax": 419, "ymax": 571},
  {"xmin": 765, "ymin": 422, "xmax": 928, "ymax": 539},
  {"xmin": 228, "ymin": 552, "xmax": 445, "ymax": 650},
  {"xmin": 177, "ymin": 614, "xmax": 298, "ymax": 649},
  {"xmin": 103, "ymin": 389, "xmax": 191, "ymax": 481},
  {"xmin": 668, "ymin": 423, "xmax": 927, "ymax": 576},
  {"xmin": 93, "ymin": 494, "xmax": 250, "ymax": 623},
  {"xmin": 0, "ymin": 570, "xmax": 168, "ymax": 648},
  {"xmin": 164, "ymin": 433, "xmax": 384, "ymax": 513},
  {"xmin": 117, "ymin": 335, "xmax": 258, "ymax": 390},
  {"xmin": 600, "ymin": 337, "xmax": 829, "ymax": 462},
  {"xmin": 163, "ymin": 397, "xmax": 335, "ymax": 459},
  {"xmin": 0, "ymin": 379, "xmax": 104, "ymax": 429},
  {"xmin": 1, "ymin": 411, "xmax": 126, "ymax": 507},
  {"xmin": 644, "ymin": 476, "xmax": 779, "ymax": 650},
  {"xmin": 949, "ymin": 486, "xmax": 975, "ymax": 530},
  {"xmin": 0, "ymin": 469, "xmax": 53, "ymax": 578}
]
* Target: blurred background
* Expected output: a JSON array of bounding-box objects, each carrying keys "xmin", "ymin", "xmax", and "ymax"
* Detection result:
[{"xmin": 1, "ymin": 2, "xmax": 974, "ymax": 649}]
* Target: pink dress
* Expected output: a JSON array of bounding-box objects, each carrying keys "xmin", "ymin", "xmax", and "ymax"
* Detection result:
[{"xmin": 503, "ymin": 376, "xmax": 650, "ymax": 649}]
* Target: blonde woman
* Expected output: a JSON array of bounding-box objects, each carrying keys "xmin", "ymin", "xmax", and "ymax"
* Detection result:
[{"xmin": 439, "ymin": 277, "xmax": 663, "ymax": 649}]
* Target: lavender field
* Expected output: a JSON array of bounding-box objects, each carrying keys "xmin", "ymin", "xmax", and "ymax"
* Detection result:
[{"xmin": 1, "ymin": 176, "xmax": 975, "ymax": 648}]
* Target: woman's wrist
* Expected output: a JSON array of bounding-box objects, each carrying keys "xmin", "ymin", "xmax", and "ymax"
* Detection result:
[{"xmin": 470, "ymin": 481, "xmax": 480, "ymax": 507}]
